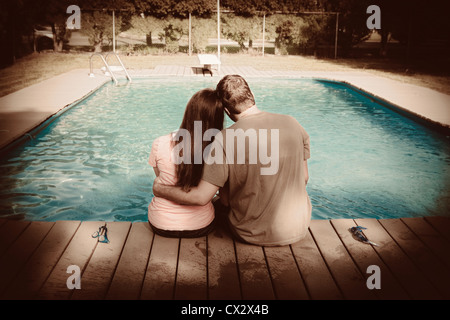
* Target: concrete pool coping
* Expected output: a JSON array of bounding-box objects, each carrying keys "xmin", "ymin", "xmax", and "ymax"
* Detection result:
[{"xmin": 1, "ymin": 65, "xmax": 449, "ymax": 151}]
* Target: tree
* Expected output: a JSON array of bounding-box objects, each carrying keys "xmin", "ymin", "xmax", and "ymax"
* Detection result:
[
  {"xmin": 222, "ymin": 14, "xmax": 261, "ymax": 52},
  {"xmin": 133, "ymin": 0, "xmax": 214, "ymax": 18},
  {"xmin": 319, "ymin": 0, "xmax": 372, "ymax": 56},
  {"xmin": 31, "ymin": 0, "xmax": 74, "ymax": 52},
  {"xmin": 133, "ymin": 0, "xmax": 174, "ymax": 17},
  {"xmin": 274, "ymin": 20, "xmax": 297, "ymax": 55},
  {"xmin": 132, "ymin": 0, "xmax": 216, "ymax": 54},
  {"xmin": 78, "ymin": 0, "xmax": 134, "ymax": 52},
  {"xmin": 172, "ymin": 0, "xmax": 216, "ymax": 18},
  {"xmin": 298, "ymin": 15, "xmax": 333, "ymax": 56},
  {"xmin": 267, "ymin": 15, "xmax": 308, "ymax": 55},
  {"xmin": 319, "ymin": 0, "xmax": 450, "ymax": 60},
  {"xmin": 373, "ymin": 0, "xmax": 450, "ymax": 60},
  {"xmin": 130, "ymin": 15, "xmax": 163, "ymax": 45},
  {"xmin": 158, "ymin": 17, "xmax": 185, "ymax": 53},
  {"xmin": 279, "ymin": 0, "xmax": 325, "ymax": 12},
  {"xmin": 1, "ymin": 0, "xmax": 33, "ymax": 64},
  {"xmin": 222, "ymin": 0, "xmax": 326, "ymax": 15},
  {"xmin": 81, "ymin": 0, "xmax": 135, "ymax": 13},
  {"xmin": 81, "ymin": 11, "xmax": 122, "ymax": 52},
  {"xmin": 191, "ymin": 17, "xmax": 216, "ymax": 53}
]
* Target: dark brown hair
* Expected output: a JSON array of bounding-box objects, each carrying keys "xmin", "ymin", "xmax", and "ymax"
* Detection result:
[
  {"xmin": 174, "ymin": 88, "xmax": 224, "ymax": 191},
  {"xmin": 216, "ymin": 75, "xmax": 255, "ymax": 114}
]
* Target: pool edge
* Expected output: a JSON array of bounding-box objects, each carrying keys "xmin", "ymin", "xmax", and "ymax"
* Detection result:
[
  {"xmin": 315, "ymin": 78, "xmax": 450, "ymax": 136},
  {"xmin": 0, "ymin": 78, "xmax": 111, "ymax": 156}
]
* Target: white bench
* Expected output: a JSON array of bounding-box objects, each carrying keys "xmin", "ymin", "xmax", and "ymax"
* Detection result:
[{"xmin": 197, "ymin": 54, "xmax": 221, "ymax": 75}]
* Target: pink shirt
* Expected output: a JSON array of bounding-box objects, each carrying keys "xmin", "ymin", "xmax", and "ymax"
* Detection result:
[{"xmin": 148, "ymin": 133, "xmax": 214, "ymax": 231}]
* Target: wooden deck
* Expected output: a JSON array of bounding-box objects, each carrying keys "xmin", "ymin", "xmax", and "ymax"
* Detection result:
[
  {"xmin": 126, "ymin": 65, "xmax": 317, "ymax": 79},
  {"xmin": 0, "ymin": 216, "xmax": 449, "ymax": 300}
]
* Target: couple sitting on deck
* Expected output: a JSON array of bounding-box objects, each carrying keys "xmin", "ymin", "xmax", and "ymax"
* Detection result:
[{"xmin": 149, "ymin": 75, "xmax": 311, "ymax": 246}]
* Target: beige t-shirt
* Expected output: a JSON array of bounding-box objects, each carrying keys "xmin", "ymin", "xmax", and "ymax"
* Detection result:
[{"xmin": 202, "ymin": 111, "xmax": 311, "ymax": 246}]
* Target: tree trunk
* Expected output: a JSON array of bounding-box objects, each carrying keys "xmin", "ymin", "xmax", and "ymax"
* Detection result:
[
  {"xmin": 94, "ymin": 42, "xmax": 103, "ymax": 52},
  {"xmin": 146, "ymin": 32, "xmax": 152, "ymax": 46},
  {"xmin": 248, "ymin": 39, "xmax": 253, "ymax": 53},
  {"xmin": 51, "ymin": 23, "xmax": 59, "ymax": 52},
  {"xmin": 379, "ymin": 30, "xmax": 389, "ymax": 57},
  {"xmin": 51, "ymin": 23, "xmax": 65, "ymax": 52},
  {"xmin": 32, "ymin": 31, "xmax": 37, "ymax": 53},
  {"xmin": 94, "ymin": 32, "xmax": 103, "ymax": 52}
]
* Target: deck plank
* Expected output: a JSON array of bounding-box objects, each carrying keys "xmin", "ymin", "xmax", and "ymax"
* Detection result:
[
  {"xmin": 175, "ymin": 237, "xmax": 208, "ymax": 300},
  {"xmin": 264, "ymin": 245, "xmax": 309, "ymax": 300},
  {"xmin": 140, "ymin": 234, "xmax": 179, "ymax": 300},
  {"xmin": 207, "ymin": 228, "xmax": 241, "ymax": 300},
  {"xmin": 71, "ymin": 221, "xmax": 131, "ymax": 300},
  {"xmin": 106, "ymin": 222, "xmax": 154, "ymax": 300},
  {"xmin": 1, "ymin": 220, "xmax": 80, "ymax": 299},
  {"xmin": 401, "ymin": 217, "xmax": 450, "ymax": 269},
  {"xmin": 0, "ymin": 221, "xmax": 54, "ymax": 295},
  {"xmin": 354, "ymin": 218, "xmax": 442, "ymax": 299},
  {"xmin": 183, "ymin": 66, "xmax": 190, "ymax": 76},
  {"xmin": 37, "ymin": 221, "xmax": 100, "ymax": 300},
  {"xmin": 153, "ymin": 65, "xmax": 165, "ymax": 74},
  {"xmin": 224, "ymin": 66, "xmax": 242, "ymax": 77},
  {"xmin": 424, "ymin": 216, "xmax": 450, "ymax": 242},
  {"xmin": 0, "ymin": 217, "xmax": 448, "ymax": 300},
  {"xmin": 166, "ymin": 65, "xmax": 176, "ymax": 75},
  {"xmin": 309, "ymin": 219, "xmax": 376, "ymax": 300},
  {"xmin": 330, "ymin": 219, "xmax": 409, "ymax": 299},
  {"xmin": 379, "ymin": 218, "xmax": 450, "ymax": 299},
  {"xmin": 0, "ymin": 219, "xmax": 31, "ymax": 258},
  {"xmin": 0, "ymin": 218, "xmax": 7, "ymax": 228},
  {"xmin": 176, "ymin": 66, "xmax": 185, "ymax": 76},
  {"xmin": 235, "ymin": 241, "xmax": 275, "ymax": 300},
  {"xmin": 291, "ymin": 231, "xmax": 343, "ymax": 300}
]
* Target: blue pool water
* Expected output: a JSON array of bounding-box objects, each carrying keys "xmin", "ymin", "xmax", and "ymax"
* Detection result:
[{"xmin": 0, "ymin": 78, "xmax": 449, "ymax": 221}]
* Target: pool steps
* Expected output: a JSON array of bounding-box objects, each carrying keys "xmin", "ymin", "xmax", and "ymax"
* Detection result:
[{"xmin": 89, "ymin": 52, "xmax": 132, "ymax": 85}]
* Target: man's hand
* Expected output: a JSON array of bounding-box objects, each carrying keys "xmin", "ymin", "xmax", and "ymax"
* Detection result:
[
  {"xmin": 152, "ymin": 177, "xmax": 219, "ymax": 206},
  {"xmin": 152, "ymin": 176, "xmax": 164, "ymax": 197}
]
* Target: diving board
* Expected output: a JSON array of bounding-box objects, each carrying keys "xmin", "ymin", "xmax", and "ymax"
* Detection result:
[{"xmin": 198, "ymin": 54, "xmax": 221, "ymax": 76}]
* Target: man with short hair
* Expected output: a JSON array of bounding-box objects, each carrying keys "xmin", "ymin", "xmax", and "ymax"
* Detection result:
[{"xmin": 153, "ymin": 75, "xmax": 311, "ymax": 246}]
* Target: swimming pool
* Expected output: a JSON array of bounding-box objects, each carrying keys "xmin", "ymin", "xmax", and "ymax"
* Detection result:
[{"xmin": 0, "ymin": 77, "xmax": 449, "ymax": 221}]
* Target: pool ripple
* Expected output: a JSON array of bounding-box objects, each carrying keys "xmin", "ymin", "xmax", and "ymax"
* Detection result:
[{"xmin": 0, "ymin": 78, "xmax": 449, "ymax": 221}]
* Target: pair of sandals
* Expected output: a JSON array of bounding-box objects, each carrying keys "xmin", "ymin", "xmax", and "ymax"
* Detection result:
[
  {"xmin": 349, "ymin": 226, "xmax": 378, "ymax": 246},
  {"xmin": 92, "ymin": 223, "xmax": 110, "ymax": 243}
]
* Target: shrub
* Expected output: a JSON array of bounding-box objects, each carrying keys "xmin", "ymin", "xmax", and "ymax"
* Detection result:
[
  {"xmin": 81, "ymin": 11, "xmax": 122, "ymax": 52},
  {"xmin": 159, "ymin": 18, "xmax": 185, "ymax": 54},
  {"xmin": 191, "ymin": 17, "xmax": 216, "ymax": 53}
]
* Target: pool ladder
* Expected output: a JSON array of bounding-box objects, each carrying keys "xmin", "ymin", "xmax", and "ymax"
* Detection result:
[{"xmin": 89, "ymin": 52, "xmax": 132, "ymax": 85}]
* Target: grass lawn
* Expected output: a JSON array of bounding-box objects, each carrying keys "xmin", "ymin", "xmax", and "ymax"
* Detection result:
[{"xmin": 1, "ymin": 51, "xmax": 449, "ymax": 97}]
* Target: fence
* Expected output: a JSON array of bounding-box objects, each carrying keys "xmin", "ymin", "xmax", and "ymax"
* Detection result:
[{"xmin": 116, "ymin": 11, "xmax": 340, "ymax": 58}]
